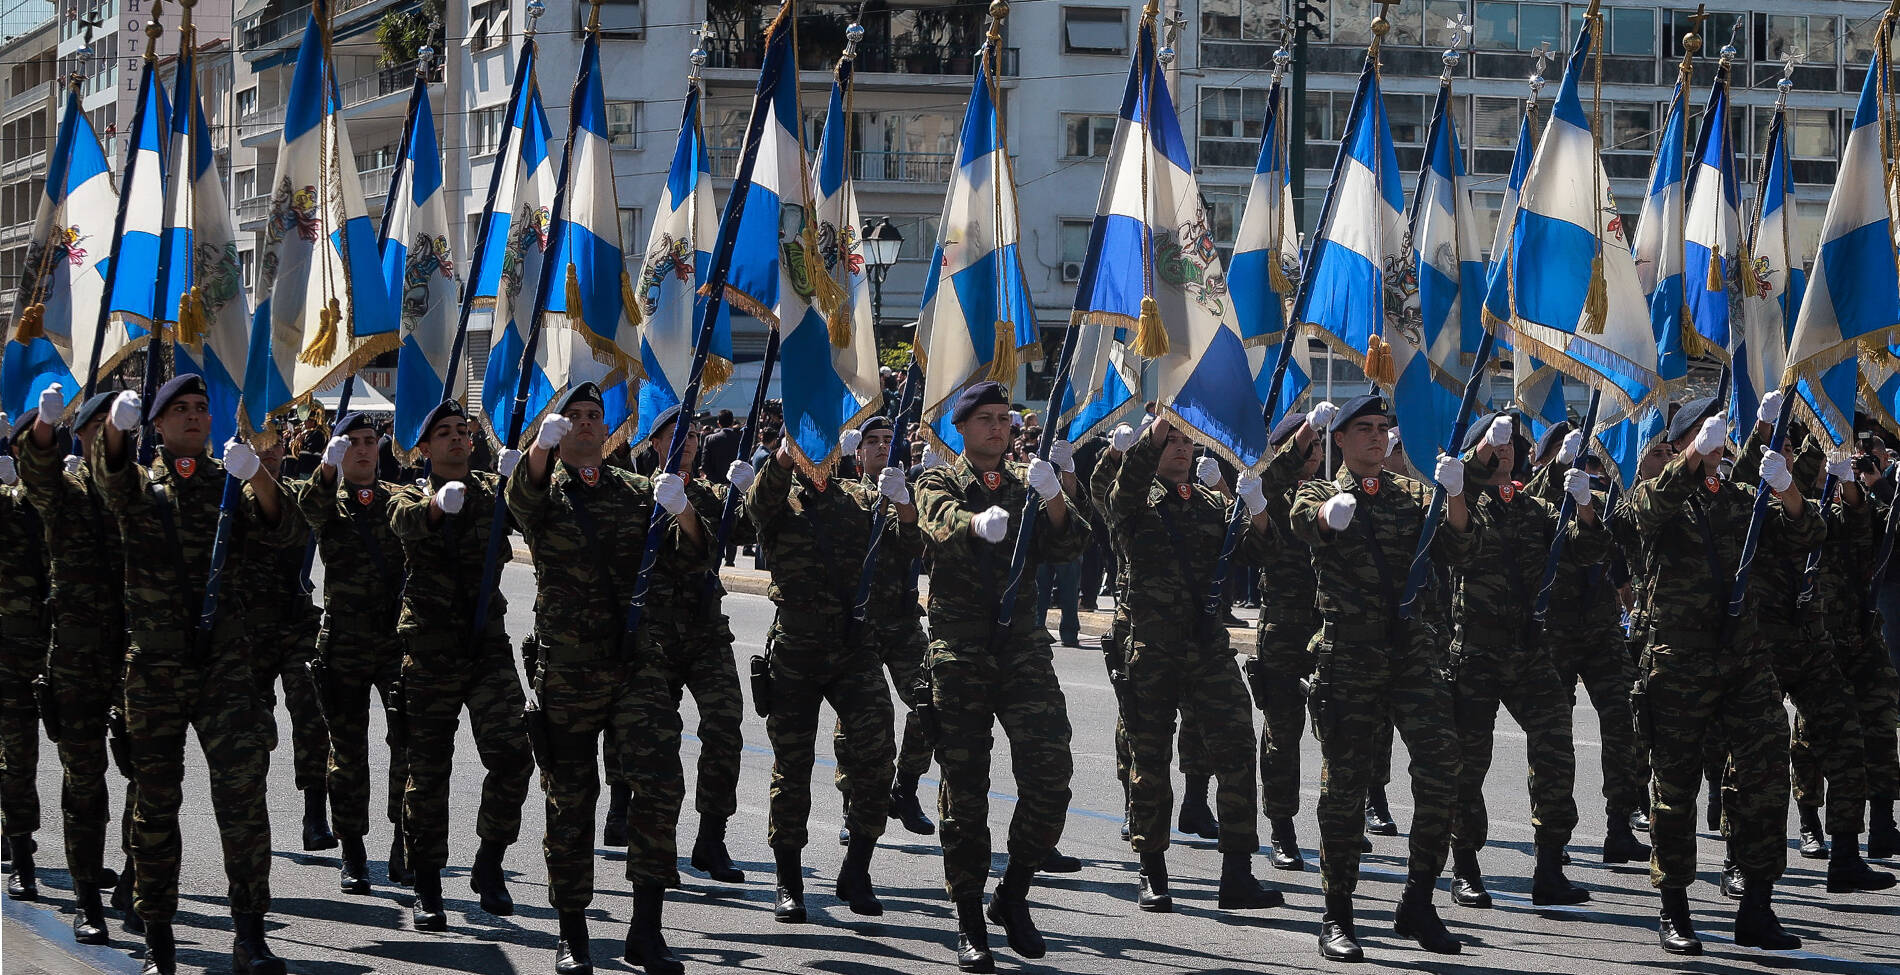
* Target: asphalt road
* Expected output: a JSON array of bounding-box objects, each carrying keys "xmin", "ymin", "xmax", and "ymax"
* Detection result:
[{"xmin": 5, "ymin": 561, "xmax": 1899, "ymax": 974}]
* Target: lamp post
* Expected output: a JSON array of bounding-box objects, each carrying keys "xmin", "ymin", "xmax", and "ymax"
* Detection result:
[{"xmin": 860, "ymin": 216, "xmax": 904, "ymax": 330}]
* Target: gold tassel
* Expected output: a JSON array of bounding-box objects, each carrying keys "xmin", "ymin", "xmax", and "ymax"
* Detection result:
[
  {"xmin": 1267, "ymin": 249, "xmax": 1295, "ymax": 295},
  {"xmin": 565, "ymin": 263, "xmax": 584, "ymax": 319},
  {"xmin": 1706, "ymin": 251, "xmax": 1726, "ymax": 292},
  {"xmin": 990, "ymin": 320, "xmax": 1018, "ymax": 380},
  {"xmin": 700, "ymin": 354, "xmax": 733, "ymax": 390},
  {"xmin": 1132, "ymin": 296, "xmax": 1169, "ymax": 357},
  {"xmin": 12, "ymin": 302, "xmax": 44, "ymax": 341},
  {"xmin": 813, "ymin": 272, "xmax": 852, "ymax": 348},
  {"xmin": 826, "ymin": 307, "xmax": 853, "ymax": 349},
  {"xmin": 621, "ymin": 270, "xmax": 642, "ymax": 327},
  {"xmin": 299, "ymin": 299, "xmax": 341, "ymax": 366},
  {"xmin": 1364, "ymin": 333, "xmax": 1396, "ymax": 387},
  {"xmin": 175, "ymin": 289, "xmax": 206, "ymax": 347},
  {"xmin": 1736, "ymin": 243, "xmax": 1760, "ymax": 297},
  {"xmin": 1579, "ymin": 253, "xmax": 1608, "ymax": 334}
]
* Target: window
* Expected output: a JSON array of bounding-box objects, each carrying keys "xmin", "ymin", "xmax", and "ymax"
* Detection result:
[
  {"xmin": 234, "ymin": 168, "xmax": 255, "ymax": 202},
  {"xmin": 1201, "ymin": 0, "xmax": 1277, "ymax": 41},
  {"xmin": 1755, "ymin": 14, "xmax": 1803, "ymax": 65},
  {"xmin": 1423, "ymin": 0, "xmax": 1468, "ymax": 47},
  {"xmin": 606, "ymin": 100, "xmax": 640, "ymax": 149},
  {"xmin": 1062, "ymin": 113, "xmax": 1116, "ymax": 159},
  {"xmin": 1200, "ymin": 87, "xmax": 1271, "ymax": 167},
  {"xmin": 1385, "ymin": 93, "xmax": 1427, "ymax": 146},
  {"xmin": 236, "ymin": 87, "xmax": 257, "ymax": 119},
  {"xmin": 1609, "ymin": 7, "xmax": 1655, "ymax": 55},
  {"xmin": 1792, "ymin": 108, "xmax": 1835, "ymax": 159},
  {"xmin": 1673, "ymin": 10, "xmax": 1742, "ymax": 58},
  {"xmin": 470, "ymin": 105, "xmax": 503, "ymax": 156},
  {"xmin": 1304, "ymin": 90, "xmax": 1352, "ymax": 143},
  {"xmin": 618, "ymin": 208, "xmax": 642, "ymax": 251},
  {"xmin": 1062, "ymin": 7, "xmax": 1126, "ymax": 56},
  {"xmin": 1472, "ymin": 96, "xmax": 1521, "ymax": 148},
  {"xmin": 1611, "ymin": 102, "xmax": 1654, "ymax": 152},
  {"xmin": 1475, "ymin": 1, "xmax": 1517, "ymax": 49},
  {"xmin": 470, "ymin": 0, "xmax": 508, "ymax": 52},
  {"xmin": 240, "ymin": 249, "xmax": 254, "ymax": 292},
  {"xmin": 1058, "ymin": 218, "xmax": 1092, "ymax": 265},
  {"xmin": 1844, "ymin": 16, "xmax": 1881, "ymax": 65},
  {"xmin": 1518, "ymin": 3, "xmax": 1562, "ymax": 52},
  {"xmin": 596, "ymin": 0, "xmax": 642, "ymax": 38}
]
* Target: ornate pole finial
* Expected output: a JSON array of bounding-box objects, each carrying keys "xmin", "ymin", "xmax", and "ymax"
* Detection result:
[
  {"xmin": 842, "ymin": 19, "xmax": 864, "ymax": 60},
  {"xmin": 141, "ymin": 0, "xmax": 164, "ymax": 64},
  {"xmin": 1159, "ymin": 8, "xmax": 1186, "ymax": 66},
  {"xmin": 1270, "ymin": 45, "xmax": 1292, "ymax": 85},
  {"xmin": 418, "ymin": 33, "xmax": 436, "ymax": 77},
  {"xmin": 1370, "ymin": 0, "xmax": 1401, "ymax": 57},
  {"xmin": 689, "ymin": 21, "xmax": 711, "ymax": 83},
  {"xmin": 1775, "ymin": 49, "xmax": 1802, "ymax": 109},
  {"xmin": 1718, "ymin": 16, "xmax": 1742, "ymax": 68},
  {"xmin": 1438, "ymin": 12, "xmax": 1473, "ymax": 83},
  {"xmin": 1679, "ymin": 3, "xmax": 1708, "ymax": 77},
  {"xmin": 1527, "ymin": 40, "xmax": 1554, "ymax": 97},
  {"xmin": 586, "ymin": 0, "xmax": 600, "ymax": 34},
  {"xmin": 985, "ymin": 0, "xmax": 1007, "ymax": 47},
  {"xmin": 525, "ymin": 0, "xmax": 545, "ymax": 37}
]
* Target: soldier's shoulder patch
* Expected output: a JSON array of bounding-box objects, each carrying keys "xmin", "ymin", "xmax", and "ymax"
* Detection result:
[
  {"xmin": 1176, "ymin": 483, "xmax": 1194, "ymax": 501},
  {"xmin": 982, "ymin": 470, "xmax": 1003, "ymax": 492}
]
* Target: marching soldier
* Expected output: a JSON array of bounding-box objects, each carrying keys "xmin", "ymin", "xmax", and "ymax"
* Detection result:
[
  {"xmin": 92, "ymin": 376, "xmax": 296, "ymax": 975},
  {"xmin": 292, "ymin": 412, "xmax": 411, "ymax": 893},
  {"xmin": 506, "ymin": 383, "xmax": 707, "ymax": 975},
  {"xmin": 1287, "ymin": 394, "xmax": 1474, "ymax": 961},
  {"xmin": 1625, "ymin": 396, "xmax": 1820, "ymax": 955},
  {"xmin": 743, "ymin": 420, "xmax": 899, "ymax": 922},
  {"xmin": 912, "ymin": 380, "xmax": 1088, "ymax": 972},
  {"xmin": 387, "ymin": 401, "xmax": 533, "ymax": 932},
  {"xmin": 0, "ymin": 411, "xmax": 48, "ymax": 906}
]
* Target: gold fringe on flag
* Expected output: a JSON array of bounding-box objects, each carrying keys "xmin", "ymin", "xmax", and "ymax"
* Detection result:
[
  {"xmin": 12, "ymin": 302, "xmax": 44, "ymax": 341},
  {"xmin": 813, "ymin": 273, "xmax": 852, "ymax": 348},
  {"xmin": 1267, "ymin": 249, "xmax": 1295, "ymax": 295},
  {"xmin": 989, "ymin": 320, "xmax": 1018, "ymax": 380},
  {"xmin": 298, "ymin": 298, "xmax": 342, "ymax": 365},
  {"xmin": 1579, "ymin": 254, "xmax": 1608, "ymax": 334},
  {"xmin": 1364, "ymin": 332, "xmax": 1396, "ymax": 387},
  {"xmin": 700, "ymin": 354, "xmax": 733, "ymax": 390},
  {"xmin": 175, "ymin": 289, "xmax": 206, "ymax": 347},
  {"xmin": 1132, "ymin": 296, "xmax": 1169, "ymax": 357},
  {"xmin": 621, "ymin": 270, "xmax": 642, "ymax": 327}
]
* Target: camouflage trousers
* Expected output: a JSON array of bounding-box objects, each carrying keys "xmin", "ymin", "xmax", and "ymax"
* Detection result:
[
  {"xmin": 0, "ymin": 622, "xmax": 43, "ymax": 837},
  {"xmin": 1794, "ymin": 632, "xmax": 1900, "ymax": 807},
  {"xmin": 247, "ymin": 607, "xmax": 329, "ymax": 792},
  {"xmin": 318, "ymin": 628, "xmax": 405, "ymax": 838},
  {"xmin": 1766, "ymin": 627, "xmax": 1868, "ymax": 835},
  {"xmin": 122, "ymin": 627, "xmax": 274, "ymax": 922},
  {"xmin": 1545, "ymin": 618, "xmax": 1650, "ymax": 817},
  {"xmin": 1126, "ymin": 638, "xmax": 1258, "ymax": 854},
  {"xmin": 1256, "ymin": 622, "xmax": 1317, "ymax": 819},
  {"xmin": 1447, "ymin": 640, "xmax": 1579, "ymax": 851},
  {"xmin": 48, "ymin": 624, "xmax": 134, "ymax": 887},
  {"xmin": 401, "ymin": 628, "xmax": 533, "ymax": 875},
  {"xmin": 621, "ymin": 629, "xmax": 689, "ymax": 889},
  {"xmin": 766, "ymin": 624, "xmax": 894, "ymax": 851},
  {"xmin": 1109, "ymin": 616, "xmax": 1212, "ymax": 791},
  {"xmin": 1312, "ymin": 624, "xmax": 1460, "ymax": 895},
  {"xmin": 605, "ymin": 614, "xmax": 743, "ymax": 823},
  {"xmin": 836, "ymin": 616, "xmax": 933, "ymax": 799},
  {"xmin": 1639, "ymin": 635, "xmax": 1789, "ymax": 889},
  {"xmin": 931, "ymin": 630, "xmax": 1072, "ymax": 899},
  {"xmin": 533, "ymin": 643, "xmax": 641, "ymax": 910}
]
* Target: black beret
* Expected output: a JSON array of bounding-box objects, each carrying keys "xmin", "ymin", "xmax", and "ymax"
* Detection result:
[
  {"xmin": 146, "ymin": 374, "xmax": 207, "ymax": 422},
  {"xmin": 1461, "ymin": 412, "xmax": 1510, "ymax": 454},
  {"xmin": 951, "ymin": 381, "xmax": 1010, "ymax": 425},
  {"xmin": 11, "ymin": 408, "xmax": 38, "ymax": 444},
  {"xmin": 1665, "ymin": 395, "xmax": 1720, "ymax": 443},
  {"xmin": 420, "ymin": 400, "xmax": 469, "ymax": 436},
  {"xmin": 1534, "ymin": 420, "xmax": 1575, "ymax": 464},
  {"xmin": 335, "ymin": 412, "xmax": 375, "ymax": 437},
  {"xmin": 857, "ymin": 416, "xmax": 892, "ymax": 436},
  {"xmin": 1269, "ymin": 412, "xmax": 1306, "ymax": 447},
  {"xmin": 552, "ymin": 381, "xmax": 604, "ymax": 415},
  {"xmin": 1330, "ymin": 394, "xmax": 1386, "ymax": 432},
  {"xmin": 72, "ymin": 390, "xmax": 115, "ymax": 430}
]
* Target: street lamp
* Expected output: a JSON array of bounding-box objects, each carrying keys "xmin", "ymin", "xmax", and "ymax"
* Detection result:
[{"xmin": 860, "ymin": 217, "xmax": 904, "ymax": 328}]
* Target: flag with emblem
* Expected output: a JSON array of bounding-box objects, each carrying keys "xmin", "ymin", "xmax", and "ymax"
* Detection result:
[
  {"xmin": 1489, "ymin": 103, "xmax": 1567, "ymax": 436},
  {"xmin": 1683, "ymin": 70, "xmax": 1742, "ymax": 376},
  {"xmin": 386, "ymin": 69, "xmax": 463, "ymax": 453},
  {"xmin": 1632, "ymin": 70, "xmax": 1690, "ymax": 387},
  {"xmin": 1229, "ymin": 72, "xmax": 1311, "ymax": 419},
  {"xmin": 101, "ymin": 55, "xmax": 168, "ymax": 343},
  {"xmin": 1746, "ymin": 102, "xmax": 1833, "ymax": 444}
]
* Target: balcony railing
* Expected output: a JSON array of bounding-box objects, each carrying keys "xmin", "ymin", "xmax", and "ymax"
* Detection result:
[
  {"xmin": 704, "ymin": 38, "xmax": 1017, "ymax": 77},
  {"xmin": 236, "ymin": 193, "xmax": 271, "ymax": 225},
  {"xmin": 359, "ymin": 165, "xmax": 394, "ymax": 203},
  {"xmin": 3, "ymin": 80, "xmax": 55, "ymax": 118},
  {"xmin": 708, "ymin": 147, "xmax": 953, "ymax": 184},
  {"xmin": 238, "ymin": 101, "xmax": 286, "ymax": 140},
  {"xmin": 244, "ymin": 0, "xmax": 401, "ymax": 50},
  {"xmin": 339, "ymin": 60, "xmax": 442, "ymax": 110}
]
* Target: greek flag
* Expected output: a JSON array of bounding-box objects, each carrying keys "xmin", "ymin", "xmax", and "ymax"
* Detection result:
[
  {"xmin": 1745, "ymin": 107, "xmax": 1831, "ymax": 444},
  {"xmin": 1785, "ymin": 62, "xmax": 1900, "ymax": 420},
  {"xmin": 103, "ymin": 58, "xmax": 168, "ymax": 336},
  {"xmin": 1491, "ymin": 106, "xmax": 1567, "ymax": 436},
  {"xmin": 1229, "ymin": 75, "xmax": 1309, "ymax": 420},
  {"xmin": 1, "ymin": 86, "xmax": 117, "ymax": 415},
  {"xmin": 1862, "ymin": 342, "xmax": 1900, "ymax": 438},
  {"xmin": 1683, "ymin": 73, "xmax": 1742, "ymax": 369},
  {"xmin": 1632, "ymin": 74, "xmax": 1690, "ymax": 385},
  {"xmin": 387, "ymin": 75, "xmax": 463, "ymax": 453},
  {"xmin": 629, "ymin": 85, "xmax": 732, "ymax": 452},
  {"xmin": 916, "ymin": 45, "xmax": 1038, "ymax": 453}
]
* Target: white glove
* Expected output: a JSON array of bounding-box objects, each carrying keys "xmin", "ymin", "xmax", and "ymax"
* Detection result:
[
  {"xmin": 1692, "ymin": 416, "xmax": 1727, "ymax": 457},
  {"xmin": 971, "ymin": 505, "xmax": 1010, "ymax": 543},
  {"xmin": 497, "ymin": 448, "xmax": 522, "ymax": 477},
  {"xmin": 655, "ymin": 472, "xmax": 690, "ymax": 515},
  {"xmin": 1827, "ymin": 455, "xmax": 1854, "ymax": 481},
  {"xmin": 0, "ymin": 456, "xmax": 15, "ymax": 486},
  {"xmin": 839, "ymin": 428, "xmax": 863, "ymax": 455},
  {"xmin": 1435, "ymin": 453, "xmax": 1465, "ymax": 497},
  {"xmin": 38, "ymin": 383, "xmax": 62, "ymax": 420},
  {"xmin": 921, "ymin": 445, "xmax": 948, "ymax": 469},
  {"xmin": 878, "ymin": 466, "xmax": 911, "ymax": 505},
  {"xmin": 1109, "ymin": 423, "xmax": 1137, "ymax": 452},
  {"xmin": 535, "ymin": 414, "xmax": 571, "ymax": 450},
  {"xmin": 434, "ymin": 480, "xmax": 466, "ymax": 514},
  {"xmin": 0, "ymin": 412, "xmax": 9, "ymax": 438},
  {"xmin": 1485, "ymin": 415, "xmax": 1513, "ymax": 447},
  {"xmin": 223, "ymin": 440, "xmax": 260, "ymax": 481},
  {"xmin": 1049, "ymin": 439, "xmax": 1075, "ymax": 473},
  {"xmin": 108, "ymin": 391, "xmax": 142, "ymax": 431},
  {"xmin": 63, "ymin": 455, "xmax": 82, "ymax": 476},
  {"xmin": 1195, "ymin": 456, "xmax": 1223, "ymax": 487},
  {"xmin": 1758, "ymin": 389, "xmax": 1785, "ymax": 427},
  {"xmin": 1307, "ymin": 400, "xmax": 1339, "ymax": 431},
  {"xmin": 1564, "ymin": 468, "xmax": 1593, "ymax": 506},
  {"xmin": 1386, "ymin": 429, "xmax": 1400, "ymax": 456},
  {"xmin": 1320, "ymin": 493, "xmax": 1357, "ymax": 531},
  {"xmin": 1026, "ymin": 457, "xmax": 1060, "ymax": 497},
  {"xmin": 1760, "ymin": 448, "xmax": 1793, "ymax": 492},
  {"xmin": 1236, "ymin": 472, "xmax": 1267, "ymax": 516},
  {"xmin": 726, "ymin": 460, "xmax": 756, "ymax": 493},
  {"xmin": 323, "ymin": 435, "xmax": 350, "ymax": 468},
  {"xmin": 1558, "ymin": 430, "xmax": 1583, "ymax": 465}
]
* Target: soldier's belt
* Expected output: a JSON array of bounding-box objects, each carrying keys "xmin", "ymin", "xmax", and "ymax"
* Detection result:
[
  {"xmin": 928, "ymin": 619, "xmax": 1037, "ymax": 643},
  {"xmin": 1452, "ymin": 622, "xmax": 1529, "ymax": 652},
  {"xmin": 1260, "ymin": 607, "xmax": 1320, "ymax": 628},
  {"xmin": 1319, "ymin": 620, "xmax": 1395, "ymax": 644},
  {"xmin": 0, "ymin": 616, "xmax": 49, "ymax": 640}
]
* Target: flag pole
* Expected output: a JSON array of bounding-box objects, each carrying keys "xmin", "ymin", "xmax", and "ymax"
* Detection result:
[
  {"xmin": 1527, "ymin": 383, "xmax": 1602, "ymax": 638},
  {"xmin": 121, "ymin": 8, "xmax": 170, "ymax": 461}
]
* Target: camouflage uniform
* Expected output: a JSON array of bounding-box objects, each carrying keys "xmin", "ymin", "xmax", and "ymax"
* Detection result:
[
  {"xmin": 16, "ymin": 437, "xmax": 131, "ymax": 889},
  {"xmin": 92, "ymin": 436, "xmax": 298, "ymax": 923},
  {"xmin": 833, "ymin": 472, "xmax": 934, "ymax": 800},
  {"xmin": 1249, "ymin": 473, "xmax": 1320, "ymax": 822},
  {"xmin": 0, "ymin": 485, "xmax": 46, "ymax": 843},
  {"xmin": 1288, "ymin": 464, "xmax": 1477, "ymax": 896},
  {"xmin": 914, "ymin": 456, "xmax": 1088, "ymax": 898},
  {"xmin": 292, "ymin": 474, "xmax": 407, "ymax": 841},
  {"xmin": 387, "ymin": 471, "xmax": 533, "ymax": 879},
  {"xmin": 230, "ymin": 499, "xmax": 327, "ymax": 794},
  {"xmin": 1625, "ymin": 449, "xmax": 1822, "ymax": 889},
  {"xmin": 745, "ymin": 459, "xmax": 897, "ymax": 852}
]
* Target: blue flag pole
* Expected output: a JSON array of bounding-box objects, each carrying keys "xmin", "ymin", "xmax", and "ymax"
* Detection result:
[
  {"xmin": 1529, "ymin": 383, "xmax": 1603, "ymax": 631},
  {"xmin": 1727, "ymin": 383, "xmax": 1796, "ymax": 621},
  {"xmin": 89, "ymin": 57, "xmax": 163, "ymax": 408},
  {"xmin": 1397, "ymin": 328, "xmax": 1498, "ymax": 619}
]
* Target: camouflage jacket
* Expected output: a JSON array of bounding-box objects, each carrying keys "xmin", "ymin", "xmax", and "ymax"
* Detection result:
[
  {"xmin": 1731, "ymin": 426, "xmax": 1828, "ymax": 631},
  {"xmin": 1246, "ymin": 471, "xmax": 1319, "ymax": 633},
  {"xmin": 1817, "ymin": 494, "xmax": 1878, "ymax": 636},
  {"xmin": 857, "ymin": 473, "xmax": 926, "ymax": 625},
  {"xmin": 747, "ymin": 458, "xmax": 920, "ymax": 637},
  {"xmin": 16, "ymin": 436, "xmax": 119, "ymax": 635},
  {"xmin": 1288, "ymin": 466, "xmax": 1481, "ymax": 639},
  {"xmin": 507, "ymin": 461, "xmax": 706, "ymax": 653},
  {"xmin": 1623, "ymin": 449, "xmax": 1824, "ymax": 645},
  {"xmin": 388, "ymin": 470, "xmax": 510, "ymax": 638},
  {"xmin": 229, "ymin": 478, "xmax": 315, "ymax": 625},
  {"xmin": 0, "ymin": 485, "xmax": 48, "ymax": 626},
  {"xmin": 1524, "ymin": 461, "xmax": 1624, "ymax": 632},
  {"xmin": 292, "ymin": 474, "xmax": 408, "ymax": 631},
  {"xmin": 1450, "ymin": 478, "xmax": 1610, "ymax": 650},
  {"xmin": 90, "ymin": 437, "xmax": 298, "ymax": 642},
  {"xmin": 1091, "ymin": 451, "xmax": 1133, "ymax": 631},
  {"xmin": 914, "ymin": 455, "xmax": 1090, "ymax": 639}
]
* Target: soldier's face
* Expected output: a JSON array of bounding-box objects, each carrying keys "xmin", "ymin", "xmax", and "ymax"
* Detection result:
[
  {"xmin": 343, "ymin": 430, "xmax": 378, "ymax": 484},
  {"xmin": 858, "ymin": 429, "xmax": 894, "ymax": 471},
  {"xmin": 421, "ymin": 417, "xmax": 473, "ymax": 467},
  {"xmin": 1641, "ymin": 441, "xmax": 1677, "ymax": 478},
  {"xmin": 560, "ymin": 402, "xmax": 606, "ymax": 455},
  {"xmin": 75, "ymin": 417, "xmax": 104, "ymax": 458},
  {"xmin": 1157, "ymin": 429, "xmax": 1195, "ymax": 480},
  {"xmin": 1480, "ymin": 440, "xmax": 1517, "ymax": 484},
  {"xmin": 957, "ymin": 405, "xmax": 1013, "ymax": 462},
  {"xmin": 653, "ymin": 421, "xmax": 699, "ymax": 471},
  {"xmin": 154, "ymin": 394, "xmax": 211, "ymax": 454},
  {"xmin": 1297, "ymin": 439, "xmax": 1323, "ymax": 478},
  {"xmin": 1334, "ymin": 415, "xmax": 1390, "ymax": 472},
  {"xmin": 256, "ymin": 441, "xmax": 285, "ymax": 476}
]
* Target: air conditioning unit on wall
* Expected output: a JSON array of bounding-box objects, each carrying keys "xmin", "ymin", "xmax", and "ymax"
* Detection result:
[{"xmin": 1061, "ymin": 261, "xmax": 1083, "ymax": 283}]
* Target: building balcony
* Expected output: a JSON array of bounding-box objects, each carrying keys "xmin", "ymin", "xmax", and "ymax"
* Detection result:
[
  {"xmin": 359, "ymin": 164, "xmax": 394, "ymax": 205},
  {"xmin": 242, "ymin": 0, "xmax": 409, "ymax": 56},
  {"xmin": 702, "ymin": 38, "xmax": 1017, "ymax": 80},
  {"xmin": 339, "ymin": 60, "xmax": 441, "ymax": 111},
  {"xmin": 239, "ymin": 101, "xmax": 286, "ymax": 144},
  {"xmin": 236, "ymin": 193, "xmax": 272, "ymax": 227},
  {"xmin": 707, "ymin": 147, "xmax": 953, "ymax": 185},
  {"xmin": 2, "ymin": 80, "xmax": 56, "ymax": 119}
]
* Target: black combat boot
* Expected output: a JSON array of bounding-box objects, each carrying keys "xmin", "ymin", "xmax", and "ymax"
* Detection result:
[
  {"xmin": 953, "ymin": 895, "xmax": 994, "ymax": 972},
  {"xmin": 1392, "ymin": 875, "xmax": 1461, "ymax": 954},
  {"xmin": 1798, "ymin": 805, "xmax": 1829, "ymax": 859},
  {"xmin": 1449, "ymin": 848, "xmax": 1490, "ymax": 908},
  {"xmin": 1657, "ymin": 886, "xmax": 1701, "ymax": 955},
  {"xmin": 1870, "ymin": 799, "xmax": 1900, "ymax": 859},
  {"xmin": 115, "ymin": 859, "xmax": 142, "ymax": 934},
  {"xmin": 1732, "ymin": 875, "xmax": 1801, "ymax": 951},
  {"xmin": 72, "ymin": 884, "xmax": 108, "ymax": 944},
  {"xmin": 773, "ymin": 847, "xmax": 806, "ymax": 923},
  {"xmin": 411, "ymin": 869, "xmax": 448, "ymax": 931},
  {"xmin": 556, "ymin": 910, "xmax": 593, "ymax": 975},
  {"xmin": 689, "ymin": 818, "xmax": 744, "ymax": 884},
  {"xmin": 1040, "ymin": 848, "xmax": 1081, "ymax": 873},
  {"xmin": 624, "ymin": 885, "xmax": 684, "ymax": 975},
  {"xmin": 1269, "ymin": 817, "xmax": 1306, "ymax": 871},
  {"xmin": 140, "ymin": 920, "xmax": 176, "ymax": 975},
  {"xmin": 835, "ymin": 832, "xmax": 884, "ymax": 916},
  {"xmin": 388, "ymin": 833, "xmax": 413, "ymax": 887},
  {"xmin": 1364, "ymin": 788, "xmax": 1399, "ymax": 836},
  {"xmin": 1827, "ymin": 833, "xmax": 1897, "ymax": 892},
  {"xmin": 1629, "ymin": 807, "xmax": 1652, "ymax": 832},
  {"xmin": 1603, "ymin": 809, "xmax": 1650, "ymax": 864},
  {"xmin": 602, "ymin": 783, "xmax": 630, "ymax": 847},
  {"xmin": 1217, "ymin": 850, "xmax": 1283, "ymax": 910},
  {"xmin": 4, "ymin": 835, "xmax": 35, "ymax": 900},
  {"xmin": 232, "ymin": 911, "xmax": 288, "ymax": 975},
  {"xmin": 1136, "ymin": 851, "xmax": 1172, "ymax": 912},
  {"xmin": 470, "ymin": 839, "xmax": 514, "ymax": 915},
  {"xmin": 1319, "ymin": 892, "xmax": 1363, "ymax": 962},
  {"xmin": 338, "ymin": 834, "xmax": 370, "ymax": 894},
  {"xmin": 1531, "ymin": 843, "xmax": 1590, "ymax": 906},
  {"xmin": 889, "ymin": 775, "xmax": 935, "ymax": 836},
  {"xmin": 986, "ymin": 858, "xmax": 1046, "ymax": 958},
  {"xmin": 1705, "ymin": 789, "xmax": 1723, "ymax": 833},
  {"xmin": 300, "ymin": 785, "xmax": 337, "ymax": 852},
  {"xmin": 1177, "ymin": 775, "xmax": 1219, "ymax": 840}
]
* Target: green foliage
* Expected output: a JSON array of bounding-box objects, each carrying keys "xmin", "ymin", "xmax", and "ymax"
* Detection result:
[
  {"xmin": 878, "ymin": 340, "xmax": 912, "ymax": 373},
  {"xmin": 376, "ymin": 0, "xmax": 446, "ymax": 68}
]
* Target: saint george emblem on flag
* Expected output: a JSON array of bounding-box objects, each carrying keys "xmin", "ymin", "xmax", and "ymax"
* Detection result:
[
  {"xmin": 1682, "ymin": 72, "xmax": 1743, "ymax": 367},
  {"xmin": 102, "ymin": 58, "xmax": 169, "ymax": 343}
]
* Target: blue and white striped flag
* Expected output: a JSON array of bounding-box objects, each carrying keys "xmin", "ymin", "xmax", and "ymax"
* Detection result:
[
  {"xmin": 1861, "ymin": 343, "xmax": 1900, "ymax": 439},
  {"xmin": 1746, "ymin": 105, "xmax": 1830, "ymax": 443},
  {"xmin": 1632, "ymin": 73, "xmax": 1690, "ymax": 385},
  {"xmin": 103, "ymin": 58, "xmax": 168, "ymax": 339},
  {"xmin": 1229, "ymin": 74, "xmax": 1309, "ymax": 420},
  {"xmin": 1491, "ymin": 105, "xmax": 1567, "ymax": 435},
  {"xmin": 386, "ymin": 74, "xmax": 462, "ymax": 454},
  {"xmin": 1684, "ymin": 71, "xmax": 1743, "ymax": 377},
  {"xmin": 917, "ymin": 46, "xmax": 1039, "ymax": 453},
  {"xmin": 629, "ymin": 85, "xmax": 732, "ymax": 452}
]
